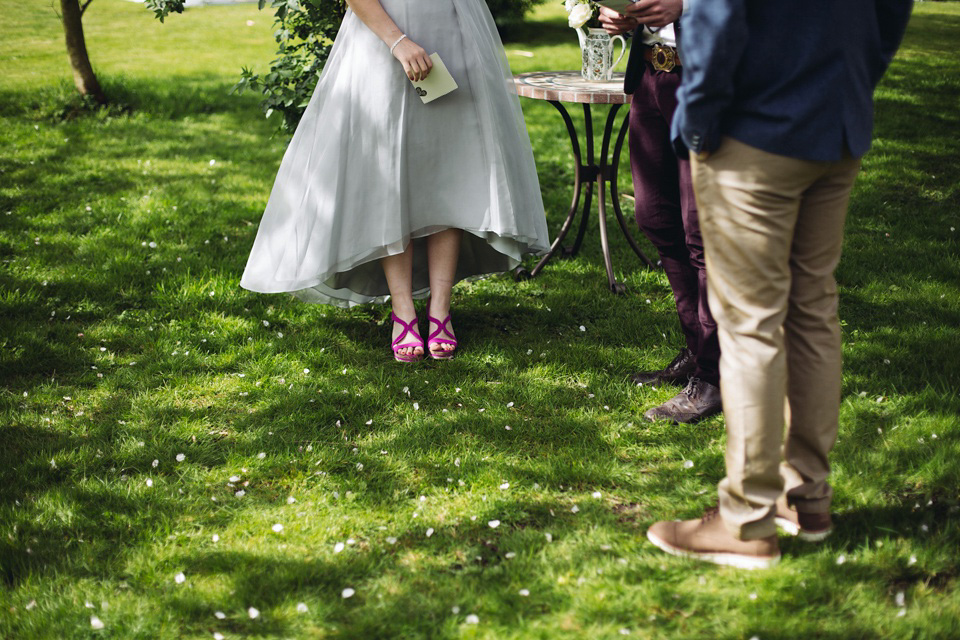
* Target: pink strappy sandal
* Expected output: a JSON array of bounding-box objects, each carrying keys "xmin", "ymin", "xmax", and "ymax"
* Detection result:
[
  {"xmin": 391, "ymin": 313, "xmax": 424, "ymax": 363},
  {"xmin": 427, "ymin": 313, "xmax": 458, "ymax": 360}
]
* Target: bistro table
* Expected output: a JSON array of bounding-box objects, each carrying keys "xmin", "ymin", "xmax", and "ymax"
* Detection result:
[{"xmin": 513, "ymin": 71, "xmax": 655, "ymax": 294}]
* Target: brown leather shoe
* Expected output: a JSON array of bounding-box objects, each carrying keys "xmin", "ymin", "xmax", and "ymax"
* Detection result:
[
  {"xmin": 643, "ymin": 377, "xmax": 722, "ymax": 424},
  {"xmin": 630, "ymin": 348, "xmax": 695, "ymax": 387},
  {"xmin": 647, "ymin": 507, "xmax": 780, "ymax": 570},
  {"xmin": 774, "ymin": 494, "xmax": 833, "ymax": 542}
]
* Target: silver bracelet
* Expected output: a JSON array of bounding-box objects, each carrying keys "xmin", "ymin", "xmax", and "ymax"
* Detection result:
[{"xmin": 389, "ymin": 34, "xmax": 408, "ymax": 55}]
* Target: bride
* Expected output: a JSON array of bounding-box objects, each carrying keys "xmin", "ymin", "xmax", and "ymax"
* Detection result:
[{"xmin": 240, "ymin": 0, "xmax": 550, "ymax": 362}]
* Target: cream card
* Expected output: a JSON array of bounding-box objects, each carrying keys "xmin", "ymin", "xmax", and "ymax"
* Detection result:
[
  {"xmin": 411, "ymin": 53, "xmax": 459, "ymax": 104},
  {"xmin": 594, "ymin": 0, "xmax": 637, "ymax": 14}
]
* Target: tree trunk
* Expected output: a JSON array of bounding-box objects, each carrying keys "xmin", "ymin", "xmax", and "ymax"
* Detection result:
[{"xmin": 60, "ymin": 0, "xmax": 106, "ymax": 104}]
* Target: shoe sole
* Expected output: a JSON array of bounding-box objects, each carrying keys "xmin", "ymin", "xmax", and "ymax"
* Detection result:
[
  {"xmin": 643, "ymin": 409, "xmax": 721, "ymax": 425},
  {"xmin": 775, "ymin": 517, "xmax": 833, "ymax": 542},
  {"xmin": 646, "ymin": 529, "xmax": 780, "ymax": 570}
]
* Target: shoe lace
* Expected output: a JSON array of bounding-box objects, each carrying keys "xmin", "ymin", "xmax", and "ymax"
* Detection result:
[{"xmin": 683, "ymin": 377, "xmax": 701, "ymax": 398}]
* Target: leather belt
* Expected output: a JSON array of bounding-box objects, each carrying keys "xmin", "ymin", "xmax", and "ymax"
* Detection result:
[{"xmin": 643, "ymin": 44, "xmax": 681, "ymax": 72}]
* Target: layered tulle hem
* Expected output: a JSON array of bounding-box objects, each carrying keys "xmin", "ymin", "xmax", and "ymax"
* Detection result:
[{"xmin": 239, "ymin": 226, "xmax": 543, "ymax": 308}]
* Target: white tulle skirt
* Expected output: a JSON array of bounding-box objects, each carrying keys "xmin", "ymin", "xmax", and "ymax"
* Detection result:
[{"xmin": 240, "ymin": 0, "xmax": 550, "ymax": 307}]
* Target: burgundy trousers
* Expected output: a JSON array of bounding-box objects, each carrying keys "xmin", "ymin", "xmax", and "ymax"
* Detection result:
[{"xmin": 628, "ymin": 63, "xmax": 720, "ymax": 386}]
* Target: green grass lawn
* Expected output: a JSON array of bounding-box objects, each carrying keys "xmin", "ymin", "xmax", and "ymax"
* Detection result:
[{"xmin": 1, "ymin": 1, "xmax": 959, "ymax": 638}]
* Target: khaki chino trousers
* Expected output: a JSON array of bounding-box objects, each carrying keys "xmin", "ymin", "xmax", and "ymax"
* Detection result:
[{"xmin": 691, "ymin": 137, "xmax": 861, "ymax": 540}]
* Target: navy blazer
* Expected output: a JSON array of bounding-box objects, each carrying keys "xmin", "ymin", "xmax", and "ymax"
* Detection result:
[{"xmin": 671, "ymin": 0, "xmax": 913, "ymax": 162}]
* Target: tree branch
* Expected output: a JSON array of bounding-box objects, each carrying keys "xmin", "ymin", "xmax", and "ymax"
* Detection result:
[{"xmin": 80, "ymin": 0, "xmax": 93, "ymax": 16}]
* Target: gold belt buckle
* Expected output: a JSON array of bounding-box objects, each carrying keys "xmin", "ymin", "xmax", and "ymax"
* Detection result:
[{"xmin": 651, "ymin": 44, "xmax": 677, "ymax": 73}]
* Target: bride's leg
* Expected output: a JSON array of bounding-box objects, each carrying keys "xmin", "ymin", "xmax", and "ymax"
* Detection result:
[
  {"xmin": 426, "ymin": 228, "xmax": 463, "ymax": 356},
  {"xmin": 382, "ymin": 243, "xmax": 423, "ymax": 359}
]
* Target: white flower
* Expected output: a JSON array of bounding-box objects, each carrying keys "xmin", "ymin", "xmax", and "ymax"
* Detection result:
[
  {"xmin": 568, "ymin": 3, "xmax": 593, "ymax": 29},
  {"xmin": 272, "ymin": 523, "xmax": 284, "ymax": 533},
  {"xmin": 341, "ymin": 588, "xmax": 355, "ymax": 599},
  {"xmin": 175, "ymin": 572, "xmax": 186, "ymax": 584},
  {"xmin": 465, "ymin": 614, "xmax": 480, "ymax": 624},
  {"xmin": 488, "ymin": 519, "xmax": 500, "ymax": 529},
  {"xmin": 90, "ymin": 615, "xmax": 105, "ymax": 630},
  {"xmin": 248, "ymin": 607, "xmax": 260, "ymax": 619},
  {"xmin": 297, "ymin": 602, "xmax": 308, "ymax": 613}
]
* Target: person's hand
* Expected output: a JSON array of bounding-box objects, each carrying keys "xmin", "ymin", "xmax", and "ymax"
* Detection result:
[
  {"xmin": 623, "ymin": 0, "xmax": 683, "ymax": 29},
  {"xmin": 392, "ymin": 38, "xmax": 432, "ymax": 82},
  {"xmin": 598, "ymin": 6, "xmax": 639, "ymax": 36}
]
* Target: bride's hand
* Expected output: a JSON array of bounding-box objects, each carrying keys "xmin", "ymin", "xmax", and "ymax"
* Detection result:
[{"xmin": 392, "ymin": 38, "xmax": 432, "ymax": 82}]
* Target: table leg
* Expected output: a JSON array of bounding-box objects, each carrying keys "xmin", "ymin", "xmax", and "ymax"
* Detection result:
[
  {"xmin": 516, "ymin": 97, "xmax": 654, "ymax": 288},
  {"xmin": 597, "ymin": 104, "xmax": 622, "ymax": 293},
  {"xmin": 608, "ymin": 111, "xmax": 657, "ymax": 269},
  {"xmin": 522, "ymin": 100, "xmax": 589, "ymax": 279}
]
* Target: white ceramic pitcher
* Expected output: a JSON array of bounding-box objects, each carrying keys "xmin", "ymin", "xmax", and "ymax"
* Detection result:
[{"xmin": 577, "ymin": 27, "xmax": 627, "ymax": 82}]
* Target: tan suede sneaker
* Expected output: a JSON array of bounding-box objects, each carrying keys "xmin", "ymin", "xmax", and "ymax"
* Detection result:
[
  {"xmin": 647, "ymin": 508, "xmax": 780, "ymax": 570},
  {"xmin": 774, "ymin": 495, "xmax": 833, "ymax": 542}
]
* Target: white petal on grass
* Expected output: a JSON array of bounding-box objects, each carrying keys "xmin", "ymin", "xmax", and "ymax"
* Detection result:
[
  {"xmin": 145, "ymin": 478, "xmax": 153, "ymax": 487},
  {"xmin": 592, "ymin": 491, "xmax": 602, "ymax": 499},
  {"xmin": 152, "ymin": 459, "xmax": 159, "ymax": 468},
  {"xmin": 413, "ymin": 402, "xmax": 419, "ymax": 411},
  {"xmin": 451, "ymin": 605, "xmax": 461, "ymax": 614},
  {"xmin": 499, "ymin": 482, "xmax": 510, "ymax": 490},
  {"xmin": 26, "ymin": 600, "xmax": 37, "ymax": 611},
  {"xmin": 214, "ymin": 611, "xmax": 226, "ymax": 619},
  {"xmin": 895, "ymin": 591, "xmax": 905, "ymax": 607},
  {"xmin": 897, "ymin": 608, "xmax": 907, "ymax": 617},
  {"xmin": 571, "ymin": 505, "xmax": 580, "ymax": 514},
  {"xmin": 545, "ymin": 533, "xmax": 553, "ymax": 542},
  {"xmin": 465, "ymin": 614, "xmax": 480, "ymax": 624},
  {"xmin": 386, "ymin": 536, "xmax": 398, "ymax": 545},
  {"xmin": 212, "ymin": 534, "xmax": 220, "ymax": 542},
  {"xmin": 334, "ymin": 542, "xmax": 345, "ymax": 553},
  {"xmin": 505, "ymin": 552, "xmax": 516, "ymax": 559},
  {"xmin": 836, "ymin": 554, "xmax": 846, "ymax": 565},
  {"xmin": 908, "ymin": 554, "xmax": 917, "ymax": 566},
  {"xmin": 90, "ymin": 615, "xmax": 105, "ymax": 630},
  {"xmin": 683, "ymin": 460, "xmax": 695, "ymax": 469},
  {"xmin": 176, "ymin": 453, "xmax": 186, "ymax": 462},
  {"xmin": 175, "ymin": 572, "xmax": 186, "ymax": 584},
  {"xmin": 341, "ymin": 588, "xmax": 355, "ymax": 599},
  {"xmin": 426, "ymin": 528, "xmax": 435, "ymax": 537},
  {"xmin": 488, "ymin": 520, "xmax": 501, "ymax": 529},
  {"xmin": 518, "ymin": 588, "xmax": 530, "ymax": 596},
  {"xmin": 213, "ymin": 633, "xmax": 225, "ymax": 640},
  {"xmin": 287, "ymin": 496, "xmax": 296, "ymax": 504},
  {"xmin": 257, "ymin": 452, "xmax": 266, "ymax": 459},
  {"xmin": 272, "ymin": 523, "xmax": 284, "ymax": 533},
  {"xmin": 248, "ymin": 607, "xmax": 260, "ymax": 619},
  {"xmin": 297, "ymin": 602, "xmax": 309, "ymax": 613}
]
